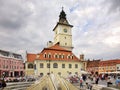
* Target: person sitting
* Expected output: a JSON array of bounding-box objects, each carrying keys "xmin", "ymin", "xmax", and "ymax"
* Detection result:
[{"xmin": 107, "ymin": 77, "xmax": 112, "ymax": 87}]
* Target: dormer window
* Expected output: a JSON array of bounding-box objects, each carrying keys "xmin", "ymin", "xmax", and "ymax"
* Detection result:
[
  {"xmin": 71, "ymin": 55, "xmax": 74, "ymax": 59},
  {"xmin": 55, "ymin": 54, "xmax": 57, "ymax": 58},
  {"xmin": 62, "ymin": 55, "xmax": 64, "ymax": 59},
  {"xmin": 44, "ymin": 53, "xmax": 47, "ymax": 58},
  {"xmin": 48, "ymin": 53, "xmax": 51, "ymax": 58},
  {"xmin": 67, "ymin": 55, "xmax": 70, "ymax": 59},
  {"xmin": 59, "ymin": 55, "xmax": 61, "ymax": 58},
  {"xmin": 48, "ymin": 54, "xmax": 51, "ymax": 58}
]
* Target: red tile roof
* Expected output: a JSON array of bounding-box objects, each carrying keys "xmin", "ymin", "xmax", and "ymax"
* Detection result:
[
  {"xmin": 27, "ymin": 44, "xmax": 80, "ymax": 62},
  {"xmin": 86, "ymin": 59, "xmax": 120, "ymax": 68},
  {"xmin": 27, "ymin": 53, "xmax": 36, "ymax": 62},
  {"xmin": 99, "ymin": 59, "xmax": 120, "ymax": 66}
]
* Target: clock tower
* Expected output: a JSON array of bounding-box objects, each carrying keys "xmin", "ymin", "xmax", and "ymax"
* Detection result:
[{"xmin": 53, "ymin": 8, "xmax": 73, "ymax": 51}]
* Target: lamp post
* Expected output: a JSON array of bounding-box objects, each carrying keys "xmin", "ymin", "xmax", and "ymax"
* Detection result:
[
  {"xmin": 47, "ymin": 60, "xmax": 51, "ymax": 75},
  {"xmin": 48, "ymin": 60, "xmax": 50, "ymax": 75}
]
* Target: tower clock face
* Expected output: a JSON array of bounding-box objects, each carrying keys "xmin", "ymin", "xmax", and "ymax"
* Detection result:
[{"xmin": 64, "ymin": 29, "xmax": 67, "ymax": 33}]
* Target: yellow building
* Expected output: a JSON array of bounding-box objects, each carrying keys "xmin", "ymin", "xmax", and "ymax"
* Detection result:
[{"xmin": 25, "ymin": 9, "xmax": 84, "ymax": 77}]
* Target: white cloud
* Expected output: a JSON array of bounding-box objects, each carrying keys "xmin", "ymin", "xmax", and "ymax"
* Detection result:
[{"xmin": 0, "ymin": 0, "xmax": 120, "ymax": 60}]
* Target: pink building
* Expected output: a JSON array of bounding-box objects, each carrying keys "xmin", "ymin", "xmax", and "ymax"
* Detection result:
[{"xmin": 0, "ymin": 50, "xmax": 24, "ymax": 78}]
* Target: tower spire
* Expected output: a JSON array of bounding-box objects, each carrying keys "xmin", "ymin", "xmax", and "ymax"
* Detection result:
[
  {"xmin": 59, "ymin": 7, "xmax": 66, "ymax": 20},
  {"xmin": 62, "ymin": 6, "xmax": 64, "ymax": 11},
  {"xmin": 59, "ymin": 7, "xmax": 69, "ymax": 24}
]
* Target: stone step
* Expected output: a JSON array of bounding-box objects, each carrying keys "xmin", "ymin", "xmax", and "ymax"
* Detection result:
[
  {"xmin": 12, "ymin": 87, "xmax": 27, "ymax": 90},
  {"xmin": 4, "ymin": 87, "xmax": 27, "ymax": 90},
  {"xmin": 4, "ymin": 82, "xmax": 33, "ymax": 90},
  {"xmin": 6, "ymin": 82, "xmax": 33, "ymax": 86}
]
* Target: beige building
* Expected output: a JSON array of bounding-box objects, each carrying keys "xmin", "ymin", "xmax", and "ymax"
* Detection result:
[{"xmin": 25, "ymin": 9, "xmax": 84, "ymax": 77}]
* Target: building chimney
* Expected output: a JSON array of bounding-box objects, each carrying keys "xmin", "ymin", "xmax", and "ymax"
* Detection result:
[
  {"xmin": 47, "ymin": 41, "xmax": 53, "ymax": 47},
  {"xmin": 80, "ymin": 54, "xmax": 84, "ymax": 61}
]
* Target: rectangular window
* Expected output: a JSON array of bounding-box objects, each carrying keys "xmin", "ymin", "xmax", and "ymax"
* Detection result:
[
  {"xmin": 75, "ymin": 64, "xmax": 78, "ymax": 68},
  {"xmin": 62, "ymin": 64, "xmax": 65, "ymax": 68},
  {"xmin": 40, "ymin": 63, "xmax": 44, "ymax": 68},
  {"xmin": 3, "ymin": 65, "xmax": 5, "ymax": 68},
  {"xmin": 69, "ymin": 64, "xmax": 72, "ymax": 68}
]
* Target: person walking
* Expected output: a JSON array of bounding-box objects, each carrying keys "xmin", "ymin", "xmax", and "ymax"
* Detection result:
[
  {"xmin": 107, "ymin": 77, "xmax": 112, "ymax": 87},
  {"xmin": 80, "ymin": 77, "xmax": 83, "ymax": 88},
  {"xmin": 95, "ymin": 75, "xmax": 99, "ymax": 84}
]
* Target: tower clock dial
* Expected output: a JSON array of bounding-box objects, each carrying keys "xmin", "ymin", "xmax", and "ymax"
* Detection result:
[{"xmin": 64, "ymin": 29, "xmax": 67, "ymax": 33}]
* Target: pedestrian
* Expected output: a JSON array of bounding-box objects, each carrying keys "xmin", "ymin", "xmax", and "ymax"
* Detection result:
[
  {"xmin": 80, "ymin": 77, "xmax": 83, "ymax": 88},
  {"xmin": 95, "ymin": 75, "xmax": 99, "ymax": 84},
  {"xmin": 107, "ymin": 77, "xmax": 112, "ymax": 87},
  {"xmin": 86, "ymin": 82, "xmax": 92, "ymax": 90},
  {"xmin": 82, "ymin": 74, "xmax": 86, "ymax": 82},
  {"xmin": 1, "ymin": 79, "xmax": 6, "ymax": 90},
  {"xmin": 101, "ymin": 74, "xmax": 104, "ymax": 80}
]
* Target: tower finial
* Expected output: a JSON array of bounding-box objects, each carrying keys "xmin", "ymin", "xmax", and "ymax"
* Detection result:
[
  {"xmin": 62, "ymin": 6, "xmax": 64, "ymax": 10},
  {"xmin": 59, "ymin": 7, "xmax": 66, "ymax": 20}
]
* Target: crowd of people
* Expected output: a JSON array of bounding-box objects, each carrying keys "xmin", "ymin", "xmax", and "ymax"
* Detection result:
[
  {"xmin": 79, "ymin": 74, "xmax": 99, "ymax": 90},
  {"xmin": 79, "ymin": 73, "xmax": 120, "ymax": 90}
]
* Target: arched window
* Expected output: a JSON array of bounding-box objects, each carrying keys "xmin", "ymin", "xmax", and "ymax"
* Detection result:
[
  {"xmin": 53, "ymin": 63, "xmax": 58, "ymax": 68},
  {"xmin": 44, "ymin": 53, "xmax": 47, "ymax": 58},
  {"xmin": 59, "ymin": 55, "xmax": 61, "ymax": 58},
  {"xmin": 55, "ymin": 55, "xmax": 57, "ymax": 58},
  {"xmin": 67, "ymin": 55, "xmax": 70, "ymax": 59},
  {"xmin": 28, "ymin": 63, "xmax": 33, "ymax": 69},
  {"xmin": 48, "ymin": 54, "xmax": 51, "ymax": 58},
  {"xmin": 62, "ymin": 55, "xmax": 64, "ymax": 59},
  {"xmin": 71, "ymin": 55, "xmax": 74, "ymax": 59}
]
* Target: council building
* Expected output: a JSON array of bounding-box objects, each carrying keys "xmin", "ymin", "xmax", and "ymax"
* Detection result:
[{"xmin": 25, "ymin": 9, "xmax": 84, "ymax": 77}]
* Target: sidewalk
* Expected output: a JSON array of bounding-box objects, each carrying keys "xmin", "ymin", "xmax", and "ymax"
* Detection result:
[
  {"xmin": 74, "ymin": 82, "xmax": 119, "ymax": 90},
  {"xmin": 90, "ymin": 84, "xmax": 119, "ymax": 90}
]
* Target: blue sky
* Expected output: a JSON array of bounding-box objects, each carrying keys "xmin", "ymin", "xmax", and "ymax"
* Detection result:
[{"xmin": 0, "ymin": 0, "xmax": 120, "ymax": 60}]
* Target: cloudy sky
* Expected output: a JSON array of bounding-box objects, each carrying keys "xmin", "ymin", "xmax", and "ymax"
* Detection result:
[{"xmin": 0, "ymin": 0, "xmax": 120, "ymax": 60}]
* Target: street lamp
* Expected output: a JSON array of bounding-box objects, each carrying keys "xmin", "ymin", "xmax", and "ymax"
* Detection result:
[
  {"xmin": 47, "ymin": 60, "xmax": 50, "ymax": 75},
  {"xmin": 48, "ymin": 60, "xmax": 51, "ymax": 75}
]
